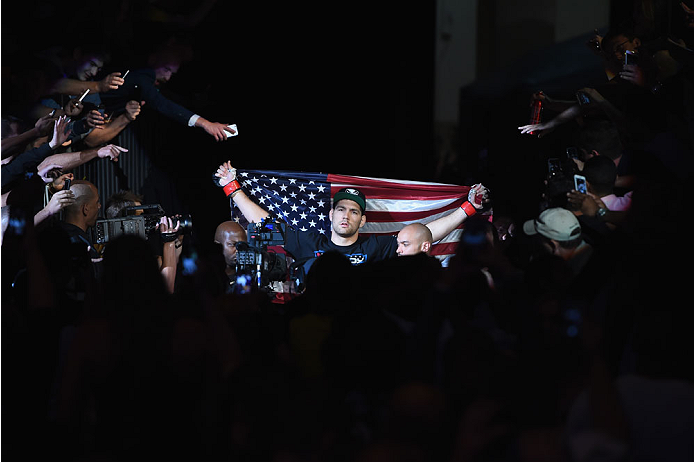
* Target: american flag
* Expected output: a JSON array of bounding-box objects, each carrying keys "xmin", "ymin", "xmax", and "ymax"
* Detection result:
[{"xmin": 232, "ymin": 170, "xmax": 492, "ymax": 263}]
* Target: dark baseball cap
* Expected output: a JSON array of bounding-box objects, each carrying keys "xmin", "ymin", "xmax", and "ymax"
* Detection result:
[{"xmin": 332, "ymin": 187, "xmax": 366, "ymax": 213}]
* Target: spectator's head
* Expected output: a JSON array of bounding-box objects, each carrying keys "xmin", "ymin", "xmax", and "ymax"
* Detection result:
[
  {"xmin": 576, "ymin": 119, "xmax": 623, "ymax": 161},
  {"xmin": 62, "ymin": 180, "xmax": 100, "ymax": 231},
  {"xmin": 523, "ymin": 207, "xmax": 583, "ymax": 257},
  {"xmin": 330, "ymin": 188, "xmax": 367, "ymax": 239},
  {"xmin": 72, "ymin": 47, "xmax": 110, "ymax": 81},
  {"xmin": 214, "ymin": 221, "xmax": 247, "ymax": 268},
  {"xmin": 582, "ymin": 155, "xmax": 617, "ymax": 197},
  {"xmin": 602, "ymin": 21, "xmax": 641, "ymax": 66},
  {"xmin": 396, "ymin": 223, "xmax": 433, "ymax": 256},
  {"xmin": 147, "ymin": 40, "xmax": 192, "ymax": 86},
  {"xmin": 1, "ymin": 115, "xmax": 23, "ymax": 141},
  {"xmin": 304, "ymin": 251, "xmax": 354, "ymax": 310},
  {"xmin": 104, "ymin": 190, "xmax": 144, "ymax": 218}
]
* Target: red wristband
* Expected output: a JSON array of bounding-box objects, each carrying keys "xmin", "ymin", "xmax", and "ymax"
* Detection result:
[
  {"xmin": 223, "ymin": 180, "xmax": 241, "ymax": 197},
  {"xmin": 461, "ymin": 201, "xmax": 477, "ymax": 217}
]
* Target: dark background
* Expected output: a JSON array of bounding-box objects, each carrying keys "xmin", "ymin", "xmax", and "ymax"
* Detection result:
[
  {"xmin": 3, "ymin": 1, "xmax": 437, "ymax": 256},
  {"xmin": 3, "ymin": 0, "xmax": 688, "ymax": 257}
]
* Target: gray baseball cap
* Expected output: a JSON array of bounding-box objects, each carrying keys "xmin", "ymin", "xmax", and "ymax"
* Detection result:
[{"xmin": 523, "ymin": 207, "xmax": 581, "ymax": 241}]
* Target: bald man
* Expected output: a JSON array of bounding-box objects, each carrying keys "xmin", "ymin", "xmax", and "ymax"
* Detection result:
[
  {"xmin": 396, "ymin": 223, "xmax": 434, "ymax": 256},
  {"xmin": 214, "ymin": 221, "xmax": 247, "ymax": 278},
  {"xmin": 62, "ymin": 180, "xmax": 101, "ymax": 233},
  {"xmin": 56, "ymin": 179, "xmax": 103, "ymax": 280}
]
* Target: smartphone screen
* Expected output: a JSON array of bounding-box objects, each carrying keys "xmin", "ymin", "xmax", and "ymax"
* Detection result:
[
  {"xmin": 574, "ymin": 174, "xmax": 587, "ymax": 194},
  {"xmin": 624, "ymin": 50, "xmax": 638, "ymax": 66},
  {"xmin": 576, "ymin": 92, "xmax": 590, "ymax": 105}
]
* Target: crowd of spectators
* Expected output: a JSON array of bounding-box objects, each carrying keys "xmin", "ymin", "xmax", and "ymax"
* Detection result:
[{"xmin": 3, "ymin": 2, "xmax": 694, "ymax": 461}]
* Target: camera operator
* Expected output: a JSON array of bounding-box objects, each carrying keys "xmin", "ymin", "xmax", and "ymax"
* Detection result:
[
  {"xmin": 213, "ymin": 220, "xmax": 248, "ymax": 294},
  {"xmin": 104, "ymin": 189, "xmax": 144, "ymax": 219},
  {"xmin": 158, "ymin": 216, "xmax": 183, "ymax": 294},
  {"xmin": 102, "ymin": 189, "xmax": 184, "ymax": 293}
]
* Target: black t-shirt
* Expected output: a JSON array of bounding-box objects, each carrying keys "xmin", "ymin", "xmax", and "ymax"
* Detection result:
[
  {"xmin": 592, "ymin": 76, "xmax": 667, "ymax": 144},
  {"xmin": 284, "ymin": 226, "xmax": 398, "ymax": 269}
]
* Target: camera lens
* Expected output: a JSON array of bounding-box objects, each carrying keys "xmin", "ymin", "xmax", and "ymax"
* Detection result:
[{"xmin": 177, "ymin": 214, "xmax": 193, "ymax": 232}]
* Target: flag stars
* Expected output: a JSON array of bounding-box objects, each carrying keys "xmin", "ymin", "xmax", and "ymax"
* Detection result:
[{"xmin": 317, "ymin": 185, "xmax": 325, "ymax": 193}]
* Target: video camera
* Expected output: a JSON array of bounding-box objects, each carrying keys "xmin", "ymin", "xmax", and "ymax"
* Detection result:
[
  {"xmin": 235, "ymin": 218, "xmax": 288, "ymax": 292},
  {"xmin": 90, "ymin": 204, "xmax": 193, "ymax": 245}
]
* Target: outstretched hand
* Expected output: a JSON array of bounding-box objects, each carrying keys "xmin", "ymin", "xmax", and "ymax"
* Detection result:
[
  {"xmin": 45, "ymin": 189, "xmax": 76, "ymax": 216},
  {"xmin": 86, "ymin": 109, "xmax": 106, "ymax": 129},
  {"xmin": 49, "ymin": 115, "xmax": 72, "ymax": 148},
  {"xmin": 200, "ymin": 119, "xmax": 234, "ymax": 142},
  {"xmin": 518, "ymin": 120, "xmax": 556, "ymax": 138},
  {"xmin": 124, "ymin": 100, "xmax": 144, "ymax": 121},
  {"xmin": 52, "ymin": 172, "xmax": 74, "ymax": 191},
  {"xmin": 97, "ymin": 144, "xmax": 128, "ymax": 162},
  {"xmin": 37, "ymin": 163, "xmax": 64, "ymax": 183},
  {"xmin": 214, "ymin": 160, "xmax": 237, "ymax": 187},
  {"xmin": 35, "ymin": 112, "xmax": 57, "ymax": 136},
  {"xmin": 98, "ymin": 72, "xmax": 125, "ymax": 92}
]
